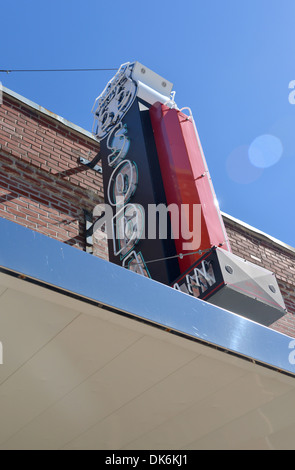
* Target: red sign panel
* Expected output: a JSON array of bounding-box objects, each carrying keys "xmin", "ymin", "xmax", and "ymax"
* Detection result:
[{"xmin": 149, "ymin": 102, "xmax": 231, "ymax": 273}]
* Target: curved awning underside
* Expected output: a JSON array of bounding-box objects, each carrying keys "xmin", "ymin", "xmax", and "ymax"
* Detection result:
[{"xmin": 0, "ymin": 218, "xmax": 295, "ymax": 450}]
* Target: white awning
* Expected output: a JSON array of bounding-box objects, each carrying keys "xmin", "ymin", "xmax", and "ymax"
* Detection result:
[{"xmin": 0, "ymin": 218, "xmax": 295, "ymax": 450}]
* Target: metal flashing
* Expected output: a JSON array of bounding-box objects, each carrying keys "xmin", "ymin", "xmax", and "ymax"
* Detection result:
[
  {"xmin": 2, "ymin": 86, "xmax": 98, "ymax": 143},
  {"xmin": 0, "ymin": 217, "xmax": 294, "ymax": 379},
  {"xmin": 222, "ymin": 212, "xmax": 295, "ymax": 255}
]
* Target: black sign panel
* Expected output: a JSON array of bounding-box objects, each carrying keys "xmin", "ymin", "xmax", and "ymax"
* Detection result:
[
  {"xmin": 97, "ymin": 97, "xmax": 180, "ymax": 285},
  {"xmin": 173, "ymin": 248, "xmax": 224, "ymax": 300}
]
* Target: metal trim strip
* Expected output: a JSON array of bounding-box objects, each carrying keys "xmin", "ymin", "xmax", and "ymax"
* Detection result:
[{"xmin": 0, "ymin": 218, "xmax": 294, "ymax": 378}]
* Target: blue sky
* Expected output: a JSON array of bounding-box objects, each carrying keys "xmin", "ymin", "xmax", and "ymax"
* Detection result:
[{"xmin": 1, "ymin": 0, "xmax": 295, "ymax": 247}]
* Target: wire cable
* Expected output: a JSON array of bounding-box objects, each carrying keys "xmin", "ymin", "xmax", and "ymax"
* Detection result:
[
  {"xmin": 141, "ymin": 248, "xmax": 212, "ymax": 265},
  {"xmin": 0, "ymin": 68, "xmax": 118, "ymax": 73},
  {"xmin": 130, "ymin": 243, "xmax": 225, "ymax": 267}
]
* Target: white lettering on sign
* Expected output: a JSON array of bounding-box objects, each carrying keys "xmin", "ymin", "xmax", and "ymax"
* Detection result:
[
  {"xmin": 107, "ymin": 160, "xmax": 138, "ymax": 206},
  {"xmin": 174, "ymin": 260, "xmax": 216, "ymax": 298},
  {"xmin": 92, "ymin": 63, "xmax": 137, "ymax": 140},
  {"xmin": 122, "ymin": 250, "xmax": 150, "ymax": 278},
  {"xmin": 112, "ymin": 202, "xmax": 145, "ymax": 257},
  {"xmin": 92, "ymin": 63, "xmax": 149, "ymax": 277},
  {"xmin": 107, "ymin": 122, "xmax": 130, "ymax": 167}
]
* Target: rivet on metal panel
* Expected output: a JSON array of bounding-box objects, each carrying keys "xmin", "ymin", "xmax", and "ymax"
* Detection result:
[{"xmin": 225, "ymin": 265, "xmax": 234, "ymax": 274}]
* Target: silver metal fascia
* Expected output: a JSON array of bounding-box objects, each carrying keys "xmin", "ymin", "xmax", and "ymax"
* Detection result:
[{"xmin": 0, "ymin": 217, "xmax": 294, "ymax": 379}]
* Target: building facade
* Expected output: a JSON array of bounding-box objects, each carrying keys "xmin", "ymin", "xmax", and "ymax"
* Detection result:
[
  {"xmin": 0, "ymin": 86, "xmax": 294, "ymax": 336},
  {"xmin": 0, "ymin": 87, "xmax": 107, "ymax": 260},
  {"xmin": 1, "ymin": 85, "xmax": 295, "ymax": 450}
]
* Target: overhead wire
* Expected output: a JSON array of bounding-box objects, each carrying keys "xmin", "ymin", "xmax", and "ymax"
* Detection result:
[
  {"xmin": 130, "ymin": 243, "xmax": 226, "ymax": 266},
  {"xmin": 0, "ymin": 68, "xmax": 118, "ymax": 73}
]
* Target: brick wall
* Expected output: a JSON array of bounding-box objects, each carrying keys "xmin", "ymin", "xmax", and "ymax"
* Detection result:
[
  {"xmin": 0, "ymin": 89, "xmax": 108, "ymax": 261},
  {"xmin": 0, "ymin": 87, "xmax": 294, "ymax": 337},
  {"xmin": 224, "ymin": 214, "xmax": 295, "ymax": 337}
]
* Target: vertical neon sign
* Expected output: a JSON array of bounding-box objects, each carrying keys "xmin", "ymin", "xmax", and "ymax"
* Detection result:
[
  {"xmin": 91, "ymin": 62, "xmax": 181, "ymax": 285},
  {"xmin": 89, "ymin": 62, "xmax": 286, "ymax": 326}
]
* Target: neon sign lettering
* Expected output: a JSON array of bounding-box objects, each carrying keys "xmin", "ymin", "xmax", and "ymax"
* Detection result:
[
  {"xmin": 92, "ymin": 63, "xmax": 137, "ymax": 140},
  {"xmin": 107, "ymin": 122, "xmax": 130, "ymax": 167},
  {"xmin": 174, "ymin": 259, "xmax": 216, "ymax": 298},
  {"xmin": 107, "ymin": 160, "xmax": 138, "ymax": 206},
  {"xmin": 92, "ymin": 63, "xmax": 149, "ymax": 277},
  {"xmin": 112, "ymin": 202, "xmax": 144, "ymax": 257}
]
